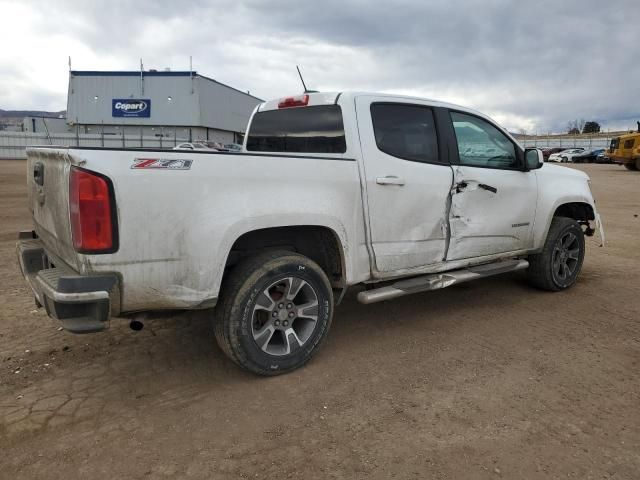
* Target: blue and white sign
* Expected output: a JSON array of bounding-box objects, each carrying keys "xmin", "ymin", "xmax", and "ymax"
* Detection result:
[{"xmin": 112, "ymin": 99, "xmax": 151, "ymax": 118}]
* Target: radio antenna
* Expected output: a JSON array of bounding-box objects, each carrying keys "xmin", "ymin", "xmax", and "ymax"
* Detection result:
[{"xmin": 296, "ymin": 65, "xmax": 317, "ymax": 93}]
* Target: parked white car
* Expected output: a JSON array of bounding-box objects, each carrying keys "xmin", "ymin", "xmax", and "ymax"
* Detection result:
[
  {"xmin": 172, "ymin": 142, "xmax": 212, "ymax": 151},
  {"xmin": 548, "ymin": 148, "xmax": 585, "ymax": 163},
  {"xmin": 18, "ymin": 91, "xmax": 604, "ymax": 375}
]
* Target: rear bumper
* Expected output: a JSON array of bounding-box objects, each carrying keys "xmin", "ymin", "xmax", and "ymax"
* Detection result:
[{"xmin": 16, "ymin": 232, "xmax": 119, "ymax": 333}]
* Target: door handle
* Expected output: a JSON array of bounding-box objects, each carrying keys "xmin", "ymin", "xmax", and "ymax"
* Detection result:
[
  {"xmin": 376, "ymin": 176, "xmax": 405, "ymax": 186},
  {"xmin": 478, "ymin": 183, "xmax": 498, "ymax": 194}
]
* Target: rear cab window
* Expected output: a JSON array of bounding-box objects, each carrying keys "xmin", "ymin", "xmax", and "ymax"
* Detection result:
[{"xmin": 246, "ymin": 105, "xmax": 346, "ymax": 154}]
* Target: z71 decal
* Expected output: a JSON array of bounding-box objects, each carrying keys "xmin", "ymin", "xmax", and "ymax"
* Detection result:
[{"xmin": 132, "ymin": 158, "xmax": 193, "ymax": 170}]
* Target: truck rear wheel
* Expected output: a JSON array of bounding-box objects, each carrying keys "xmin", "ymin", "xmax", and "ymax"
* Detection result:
[
  {"xmin": 527, "ymin": 217, "xmax": 585, "ymax": 291},
  {"xmin": 214, "ymin": 250, "xmax": 334, "ymax": 376}
]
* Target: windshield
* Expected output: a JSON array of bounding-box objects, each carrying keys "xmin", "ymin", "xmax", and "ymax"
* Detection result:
[{"xmin": 610, "ymin": 138, "xmax": 620, "ymax": 150}]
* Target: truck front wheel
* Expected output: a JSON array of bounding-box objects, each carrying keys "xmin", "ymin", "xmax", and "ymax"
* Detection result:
[
  {"xmin": 624, "ymin": 162, "xmax": 637, "ymax": 170},
  {"xmin": 214, "ymin": 250, "xmax": 334, "ymax": 375},
  {"xmin": 527, "ymin": 217, "xmax": 585, "ymax": 291}
]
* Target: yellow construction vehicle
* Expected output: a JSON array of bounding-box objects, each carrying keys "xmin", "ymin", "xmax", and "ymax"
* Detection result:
[{"xmin": 607, "ymin": 122, "xmax": 640, "ymax": 170}]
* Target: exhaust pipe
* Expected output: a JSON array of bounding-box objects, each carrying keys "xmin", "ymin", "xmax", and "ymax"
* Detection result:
[
  {"xmin": 129, "ymin": 313, "xmax": 147, "ymax": 331},
  {"xmin": 129, "ymin": 319, "xmax": 144, "ymax": 331}
]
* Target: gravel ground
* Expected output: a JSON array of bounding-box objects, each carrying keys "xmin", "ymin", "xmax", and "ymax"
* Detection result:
[{"xmin": 1, "ymin": 160, "xmax": 639, "ymax": 479}]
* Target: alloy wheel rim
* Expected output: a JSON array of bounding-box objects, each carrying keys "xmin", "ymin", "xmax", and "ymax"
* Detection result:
[
  {"xmin": 251, "ymin": 276, "xmax": 319, "ymax": 356},
  {"xmin": 552, "ymin": 231, "xmax": 580, "ymax": 282}
]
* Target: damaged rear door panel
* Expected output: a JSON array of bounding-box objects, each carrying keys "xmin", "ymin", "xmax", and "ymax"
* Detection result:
[{"xmin": 355, "ymin": 97, "xmax": 453, "ymax": 273}]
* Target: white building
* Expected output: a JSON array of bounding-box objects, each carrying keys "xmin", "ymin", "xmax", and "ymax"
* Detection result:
[
  {"xmin": 22, "ymin": 116, "xmax": 71, "ymax": 133},
  {"xmin": 66, "ymin": 70, "xmax": 262, "ymax": 143}
]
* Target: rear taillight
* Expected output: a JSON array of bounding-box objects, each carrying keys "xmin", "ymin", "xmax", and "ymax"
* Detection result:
[
  {"xmin": 69, "ymin": 166, "xmax": 117, "ymax": 253},
  {"xmin": 278, "ymin": 94, "xmax": 309, "ymax": 109}
]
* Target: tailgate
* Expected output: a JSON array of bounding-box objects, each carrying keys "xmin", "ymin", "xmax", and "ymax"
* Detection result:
[{"xmin": 26, "ymin": 147, "xmax": 80, "ymax": 271}]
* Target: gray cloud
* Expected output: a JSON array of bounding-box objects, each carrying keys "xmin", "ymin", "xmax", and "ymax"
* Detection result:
[{"xmin": 1, "ymin": 0, "xmax": 638, "ymax": 131}]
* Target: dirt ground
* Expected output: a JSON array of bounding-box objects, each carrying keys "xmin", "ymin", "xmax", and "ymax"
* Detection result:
[{"xmin": 0, "ymin": 160, "xmax": 638, "ymax": 479}]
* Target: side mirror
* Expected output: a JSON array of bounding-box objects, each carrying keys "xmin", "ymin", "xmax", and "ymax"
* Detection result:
[{"xmin": 524, "ymin": 148, "xmax": 544, "ymax": 170}]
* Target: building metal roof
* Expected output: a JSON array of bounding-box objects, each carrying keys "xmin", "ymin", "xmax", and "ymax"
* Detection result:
[{"xmin": 69, "ymin": 71, "xmax": 262, "ymax": 101}]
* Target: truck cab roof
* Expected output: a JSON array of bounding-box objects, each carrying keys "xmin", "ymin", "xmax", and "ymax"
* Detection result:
[{"xmin": 258, "ymin": 91, "xmax": 486, "ymax": 118}]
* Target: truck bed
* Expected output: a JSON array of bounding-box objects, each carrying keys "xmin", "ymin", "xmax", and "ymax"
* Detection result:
[{"xmin": 25, "ymin": 146, "xmax": 366, "ymax": 312}]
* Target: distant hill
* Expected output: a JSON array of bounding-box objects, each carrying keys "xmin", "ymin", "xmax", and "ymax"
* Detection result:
[{"xmin": 0, "ymin": 109, "xmax": 66, "ymax": 118}]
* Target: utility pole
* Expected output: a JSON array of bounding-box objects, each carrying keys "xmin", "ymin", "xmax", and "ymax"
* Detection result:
[
  {"xmin": 190, "ymin": 56, "xmax": 194, "ymax": 94},
  {"xmin": 140, "ymin": 58, "xmax": 144, "ymax": 95}
]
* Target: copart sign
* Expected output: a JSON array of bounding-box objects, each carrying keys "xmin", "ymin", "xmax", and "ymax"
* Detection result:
[{"xmin": 112, "ymin": 99, "xmax": 151, "ymax": 118}]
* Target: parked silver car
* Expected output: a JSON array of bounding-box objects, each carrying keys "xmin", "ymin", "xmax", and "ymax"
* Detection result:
[{"xmin": 547, "ymin": 148, "xmax": 585, "ymax": 163}]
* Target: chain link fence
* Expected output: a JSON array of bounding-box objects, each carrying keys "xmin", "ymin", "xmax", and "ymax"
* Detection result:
[
  {"xmin": 518, "ymin": 134, "xmax": 614, "ymax": 150},
  {"xmin": 0, "ymin": 131, "xmax": 191, "ymax": 159}
]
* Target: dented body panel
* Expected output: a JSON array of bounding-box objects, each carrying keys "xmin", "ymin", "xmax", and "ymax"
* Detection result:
[
  {"xmin": 354, "ymin": 94, "xmax": 453, "ymax": 272},
  {"xmin": 447, "ymin": 165, "xmax": 538, "ymax": 260}
]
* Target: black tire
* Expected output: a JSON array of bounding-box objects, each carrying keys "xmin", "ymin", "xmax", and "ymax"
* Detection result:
[
  {"xmin": 624, "ymin": 163, "xmax": 637, "ymax": 171},
  {"xmin": 527, "ymin": 217, "xmax": 585, "ymax": 291},
  {"xmin": 214, "ymin": 250, "xmax": 334, "ymax": 376},
  {"xmin": 561, "ymin": 156, "xmax": 568, "ymax": 163}
]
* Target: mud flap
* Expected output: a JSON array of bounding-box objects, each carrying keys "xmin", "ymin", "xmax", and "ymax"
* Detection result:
[{"xmin": 595, "ymin": 213, "xmax": 605, "ymax": 247}]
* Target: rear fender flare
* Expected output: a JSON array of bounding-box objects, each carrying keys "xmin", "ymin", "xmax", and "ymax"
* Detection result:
[{"xmin": 212, "ymin": 215, "xmax": 351, "ymax": 297}]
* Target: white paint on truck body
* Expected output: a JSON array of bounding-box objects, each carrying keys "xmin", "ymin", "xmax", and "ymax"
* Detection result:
[
  {"xmin": 354, "ymin": 94, "xmax": 453, "ymax": 272},
  {"xmin": 531, "ymin": 163, "xmax": 599, "ymax": 248},
  {"xmin": 447, "ymin": 165, "xmax": 538, "ymax": 260},
  {"xmin": 81, "ymin": 149, "xmax": 366, "ymax": 311},
  {"xmin": 25, "ymin": 91, "xmax": 601, "ymax": 314}
]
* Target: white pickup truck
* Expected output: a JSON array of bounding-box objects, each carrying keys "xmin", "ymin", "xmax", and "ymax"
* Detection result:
[{"xmin": 18, "ymin": 91, "xmax": 604, "ymax": 375}]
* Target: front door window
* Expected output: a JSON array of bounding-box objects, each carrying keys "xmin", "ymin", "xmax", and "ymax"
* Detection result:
[{"xmin": 451, "ymin": 112, "xmax": 520, "ymax": 169}]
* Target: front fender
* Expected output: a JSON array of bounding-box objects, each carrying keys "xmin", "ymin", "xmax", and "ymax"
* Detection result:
[
  {"xmin": 533, "ymin": 194, "xmax": 599, "ymax": 250},
  {"xmin": 533, "ymin": 165, "xmax": 600, "ymax": 249}
]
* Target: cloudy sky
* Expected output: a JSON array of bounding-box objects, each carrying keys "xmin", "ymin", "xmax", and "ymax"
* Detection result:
[{"xmin": 1, "ymin": 0, "xmax": 638, "ymax": 132}]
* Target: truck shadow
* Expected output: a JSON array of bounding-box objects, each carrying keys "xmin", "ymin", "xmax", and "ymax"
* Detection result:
[
  {"xmin": 128, "ymin": 271, "xmax": 537, "ymax": 382},
  {"xmin": 1, "ymin": 270, "xmax": 587, "ymax": 438}
]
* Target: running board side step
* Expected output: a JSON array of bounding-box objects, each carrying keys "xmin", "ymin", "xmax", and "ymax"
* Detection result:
[{"xmin": 357, "ymin": 259, "xmax": 529, "ymax": 304}]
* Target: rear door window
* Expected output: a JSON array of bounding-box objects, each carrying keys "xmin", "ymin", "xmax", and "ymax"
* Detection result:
[
  {"xmin": 370, "ymin": 103, "xmax": 441, "ymax": 164},
  {"xmin": 246, "ymin": 105, "xmax": 346, "ymax": 153}
]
